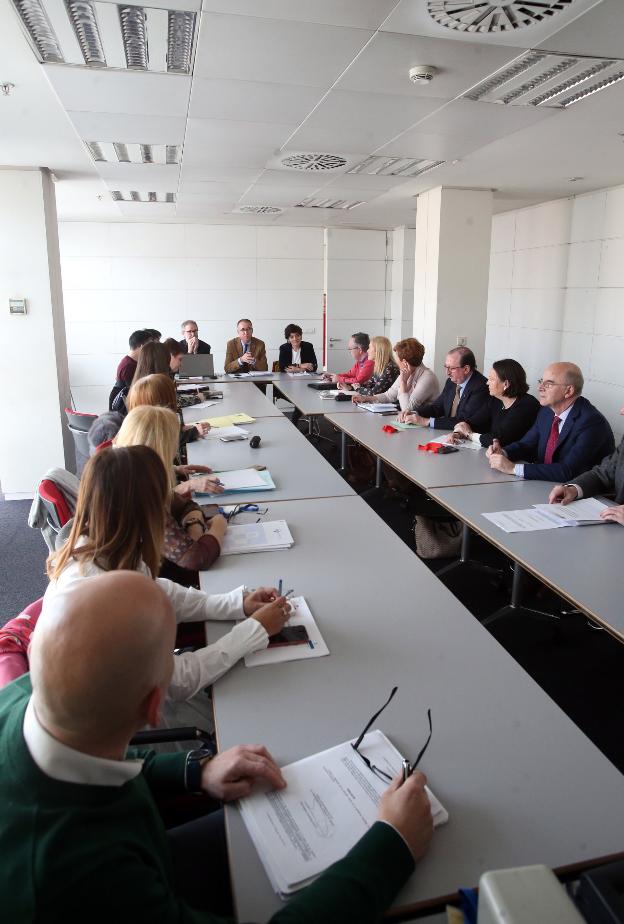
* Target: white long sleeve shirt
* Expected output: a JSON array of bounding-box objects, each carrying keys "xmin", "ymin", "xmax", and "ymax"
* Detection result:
[{"xmin": 41, "ymin": 558, "xmax": 269, "ymax": 701}]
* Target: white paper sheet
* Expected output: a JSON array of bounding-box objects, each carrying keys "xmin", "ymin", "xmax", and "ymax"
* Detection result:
[
  {"xmin": 203, "ymin": 426, "xmax": 249, "ymax": 440},
  {"xmin": 244, "ymin": 597, "xmax": 329, "ymax": 667},
  {"xmin": 359, "ymin": 403, "xmax": 398, "ymax": 413},
  {"xmin": 239, "ymin": 729, "xmax": 448, "ymax": 896},
  {"xmin": 482, "ymin": 508, "xmax": 565, "ymax": 532},
  {"xmin": 214, "ymin": 469, "xmax": 268, "ymax": 490},
  {"xmin": 532, "ymin": 497, "xmax": 608, "ymax": 523},
  {"xmin": 428, "ymin": 434, "xmax": 481, "ymax": 452},
  {"xmin": 189, "ymin": 400, "xmax": 218, "ymax": 410},
  {"xmin": 220, "ymin": 520, "xmax": 294, "ymax": 556}
]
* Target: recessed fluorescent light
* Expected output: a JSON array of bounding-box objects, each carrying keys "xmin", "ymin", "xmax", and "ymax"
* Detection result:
[
  {"xmin": 501, "ymin": 57, "xmax": 577, "ymax": 104},
  {"xmin": 111, "ymin": 189, "xmax": 123, "ymax": 200},
  {"xmin": 118, "ymin": 5, "xmax": 147, "ymax": 69},
  {"xmin": 113, "ymin": 142, "xmax": 130, "ymax": 162},
  {"xmin": 140, "ymin": 143, "xmax": 153, "ymax": 164},
  {"xmin": 464, "ymin": 50, "xmax": 545, "ymax": 101},
  {"xmin": 531, "ymin": 60, "xmax": 616, "ymax": 106},
  {"xmin": 167, "ymin": 10, "xmax": 195, "ymax": 73},
  {"xmin": 85, "ymin": 141, "xmax": 180, "ymax": 164},
  {"xmin": 66, "ymin": 0, "xmax": 106, "ymax": 66},
  {"xmin": 85, "ymin": 140, "xmax": 104, "ymax": 161},
  {"xmin": 12, "ymin": 0, "xmax": 64, "ymax": 62},
  {"xmin": 296, "ymin": 196, "xmax": 364, "ymax": 210},
  {"xmin": 561, "ymin": 69, "xmax": 624, "ymax": 107},
  {"xmin": 166, "ymin": 144, "xmax": 179, "ymax": 165},
  {"xmin": 111, "ymin": 190, "xmax": 176, "ymax": 202},
  {"xmin": 348, "ymin": 155, "xmax": 445, "ymax": 178},
  {"xmin": 236, "ymin": 205, "xmax": 283, "ymax": 215}
]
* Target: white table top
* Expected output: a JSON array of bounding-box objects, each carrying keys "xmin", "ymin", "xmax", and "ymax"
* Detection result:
[
  {"xmin": 273, "ymin": 379, "xmax": 370, "ymax": 416},
  {"xmin": 325, "ymin": 411, "xmax": 518, "ymax": 488},
  {"xmin": 181, "ymin": 382, "xmax": 284, "ymax": 424},
  {"xmin": 428, "ymin": 480, "xmax": 624, "ymax": 642},
  {"xmin": 186, "ymin": 416, "xmax": 354, "ymax": 504},
  {"xmin": 200, "ymin": 496, "xmax": 624, "ymax": 919}
]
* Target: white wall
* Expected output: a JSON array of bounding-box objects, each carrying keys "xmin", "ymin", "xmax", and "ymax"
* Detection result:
[
  {"xmin": 485, "ymin": 186, "xmax": 624, "ymax": 439},
  {"xmin": 60, "ymin": 223, "xmax": 413, "ymax": 408},
  {"xmin": 59, "ymin": 223, "xmax": 325, "ymax": 412},
  {"xmin": 0, "ymin": 169, "xmax": 72, "ymax": 498}
]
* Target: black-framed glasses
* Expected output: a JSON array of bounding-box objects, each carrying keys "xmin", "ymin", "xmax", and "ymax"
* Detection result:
[
  {"xmin": 224, "ymin": 503, "xmax": 267, "ymax": 522},
  {"xmin": 351, "ymin": 686, "xmax": 433, "ymax": 783}
]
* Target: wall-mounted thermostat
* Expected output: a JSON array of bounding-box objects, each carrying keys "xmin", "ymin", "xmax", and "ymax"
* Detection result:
[{"xmin": 9, "ymin": 298, "xmax": 27, "ymax": 315}]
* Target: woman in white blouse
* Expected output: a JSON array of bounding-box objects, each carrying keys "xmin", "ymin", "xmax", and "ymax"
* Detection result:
[
  {"xmin": 352, "ymin": 337, "xmax": 439, "ymax": 417},
  {"xmin": 42, "ymin": 445, "xmax": 289, "ymax": 732}
]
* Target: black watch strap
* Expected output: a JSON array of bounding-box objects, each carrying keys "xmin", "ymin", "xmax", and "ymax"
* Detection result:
[{"xmin": 184, "ymin": 747, "xmax": 213, "ymax": 793}]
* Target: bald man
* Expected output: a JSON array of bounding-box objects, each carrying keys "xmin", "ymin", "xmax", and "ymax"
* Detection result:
[
  {"xmin": 488, "ymin": 362, "xmax": 614, "ymax": 482},
  {"xmin": 0, "ymin": 572, "xmax": 434, "ymax": 922}
]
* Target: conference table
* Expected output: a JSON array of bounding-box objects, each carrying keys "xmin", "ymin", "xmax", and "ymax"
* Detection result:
[
  {"xmin": 201, "ymin": 496, "xmax": 624, "ymax": 920},
  {"xmin": 185, "ymin": 415, "xmax": 354, "ymax": 505},
  {"xmin": 428, "ymin": 480, "xmax": 624, "ymax": 643},
  {"xmin": 272, "ymin": 378, "xmax": 374, "ymax": 419},
  {"xmin": 180, "ymin": 382, "xmax": 284, "ymax": 424},
  {"xmin": 324, "ymin": 410, "xmax": 518, "ymax": 487}
]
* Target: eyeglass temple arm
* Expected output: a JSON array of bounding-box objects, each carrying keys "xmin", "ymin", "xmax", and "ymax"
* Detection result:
[
  {"xmin": 352, "ymin": 686, "xmax": 398, "ymax": 751},
  {"xmin": 410, "ymin": 708, "xmax": 432, "ymax": 773}
]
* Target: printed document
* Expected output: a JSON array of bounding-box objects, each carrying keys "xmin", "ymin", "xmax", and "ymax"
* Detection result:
[
  {"xmin": 359, "ymin": 403, "xmax": 398, "ymax": 414},
  {"xmin": 244, "ymin": 597, "xmax": 329, "ymax": 667},
  {"xmin": 203, "ymin": 426, "xmax": 249, "ymax": 440},
  {"xmin": 221, "ymin": 519, "xmax": 294, "ymax": 556},
  {"xmin": 198, "ymin": 413, "xmax": 256, "ymax": 427},
  {"xmin": 483, "ymin": 497, "xmax": 610, "ymax": 533},
  {"xmin": 239, "ymin": 729, "xmax": 448, "ymax": 896},
  {"xmin": 428, "ymin": 434, "xmax": 481, "ymax": 452}
]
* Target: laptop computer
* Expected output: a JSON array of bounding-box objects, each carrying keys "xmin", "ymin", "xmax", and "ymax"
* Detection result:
[{"xmin": 179, "ymin": 354, "xmax": 215, "ymax": 378}]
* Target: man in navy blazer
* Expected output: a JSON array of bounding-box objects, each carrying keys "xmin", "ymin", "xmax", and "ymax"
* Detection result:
[
  {"xmin": 405, "ymin": 346, "xmax": 489, "ymax": 430},
  {"xmin": 488, "ymin": 362, "xmax": 614, "ymax": 482}
]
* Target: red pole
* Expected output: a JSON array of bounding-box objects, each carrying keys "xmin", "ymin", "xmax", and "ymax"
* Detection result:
[{"xmin": 322, "ymin": 292, "xmax": 327, "ymax": 367}]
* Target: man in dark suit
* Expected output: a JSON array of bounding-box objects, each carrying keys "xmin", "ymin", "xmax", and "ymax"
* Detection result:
[
  {"xmin": 224, "ymin": 319, "xmax": 268, "ymax": 373},
  {"xmin": 405, "ymin": 346, "xmax": 489, "ymax": 430},
  {"xmin": 549, "ymin": 405, "xmax": 624, "ymax": 524},
  {"xmin": 488, "ymin": 363, "xmax": 614, "ymax": 482},
  {"xmin": 178, "ymin": 319, "xmax": 211, "ymax": 355}
]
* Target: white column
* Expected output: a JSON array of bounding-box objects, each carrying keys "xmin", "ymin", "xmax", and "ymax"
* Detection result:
[
  {"xmin": 413, "ymin": 187, "xmax": 493, "ymax": 379},
  {"xmin": 387, "ymin": 226, "xmax": 415, "ymax": 346},
  {"xmin": 0, "ymin": 168, "xmax": 72, "ymax": 498}
]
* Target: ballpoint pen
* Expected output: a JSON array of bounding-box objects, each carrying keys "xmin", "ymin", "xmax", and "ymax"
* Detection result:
[{"xmin": 402, "ymin": 758, "xmax": 412, "ymax": 784}]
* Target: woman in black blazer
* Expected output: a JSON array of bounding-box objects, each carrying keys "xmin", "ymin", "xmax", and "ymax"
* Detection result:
[{"xmin": 278, "ymin": 324, "xmax": 318, "ymax": 372}]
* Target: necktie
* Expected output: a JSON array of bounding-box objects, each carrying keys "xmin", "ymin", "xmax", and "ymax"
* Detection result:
[
  {"xmin": 450, "ymin": 384, "xmax": 461, "ymax": 417},
  {"xmin": 544, "ymin": 415, "xmax": 562, "ymax": 465}
]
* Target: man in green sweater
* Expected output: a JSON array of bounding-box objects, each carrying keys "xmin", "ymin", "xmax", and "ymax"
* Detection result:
[{"xmin": 0, "ymin": 571, "xmax": 433, "ymax": 922}]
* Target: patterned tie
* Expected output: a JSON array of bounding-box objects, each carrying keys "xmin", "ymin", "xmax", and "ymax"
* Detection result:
[
  {"xmin": 544, "ymin": 415, "xmax": 562, "ymax": 465},
  {"xmin": 450, "ymin": 383, "xmax": 461, "ymax": 417}
]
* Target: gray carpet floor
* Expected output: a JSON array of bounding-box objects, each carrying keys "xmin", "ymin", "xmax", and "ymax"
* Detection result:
[{"xmin": 0, "ymin": 499, "xmax": 49, "ymax": 624}]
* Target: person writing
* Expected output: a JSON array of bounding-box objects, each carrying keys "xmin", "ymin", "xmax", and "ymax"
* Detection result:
[
  {"xmin": 352, "ymin": 337, "xmax": 438, "ymax": 411},
  {"xmin": 487, "ymin": 362, "xmax": 614, "ymax": 482},
  {"xmin": 224, "ymin": 319, "xmax": 268, "ymax": 373},
  {"xmin": 549, "ymin": 405, "xmax": 624, "ymax": 525},
  {"xmin": 448, "ymin": 359, "xmax": 539, "ymax": 448},
  {"xmin": 0, "ymin": 571, "xmax": 434, "ymax": 922},
  {"xmin": 278, "ymin": 324, "xmax": 317, "ymax": 372},
  {"xmin": 321, "ymin": 332, "xmax": 374, "ymax": 387}
]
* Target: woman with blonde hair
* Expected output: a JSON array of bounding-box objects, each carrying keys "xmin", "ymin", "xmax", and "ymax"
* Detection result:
[
  {"xmin": 43, "ymin": 445, "xmax": 290, "ymax": 730},
  {"xmin": 352, "ymin": 336, "xmax": 398, "ymax": 396},
  {"xmin": 115, "ymin": 405, "xmax": 227, "ymax": 574},
  {"xmin": 352, "ymin": 337, "xmax": 439, "ymax": 417}
]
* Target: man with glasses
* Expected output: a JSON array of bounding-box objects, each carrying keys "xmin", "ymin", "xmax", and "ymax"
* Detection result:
[
  {"xmin": 321, "ymin": 332, "xmax": 374, "ymax": 386},
  {"xmin": 179, "ymin": 320, "xmax": 211, "ymax": 355},
  {"xmin": 488, "ymin": 362, "xmax": 614, "ymax": 481},
  {"xmin": 224, "ymin": 319, "xmax": 268, "ymax": 373},
  {"xmin": 403, "ymin": 346, "xmax": 489, "ymax": 430}
]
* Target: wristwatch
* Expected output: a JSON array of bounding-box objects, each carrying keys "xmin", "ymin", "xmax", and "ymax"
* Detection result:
[{"xmin": 184, "ymin": 747, "xmax": 213, "ymax": 793}]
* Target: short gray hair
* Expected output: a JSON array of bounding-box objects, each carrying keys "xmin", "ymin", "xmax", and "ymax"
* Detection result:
[
  {"xmin": 351, "ymin": 332, "xmax": 370, "ymax": 351},
  {"xmin": 563, "ymin": 365, "xmax": 584, "ymax": 394}
]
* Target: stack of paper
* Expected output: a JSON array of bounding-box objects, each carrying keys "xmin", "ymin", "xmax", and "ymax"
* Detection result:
[
  {"xmin": 319, "ymin": 389, "xmax": 344, "ymax": 399},
  {"xmin": 221, "ymin": 519, "xmax": 294, "ymax": 556},
  {"xmin": 239, "ymin": 729, "xmax": 448, "ymax": 897},
  {"xmin": 195, "ymin": 468, "xmax": 276, "ymax": 496},
  {"xmin": 392, "ymin": 421, "xmax": 423, "ymax": 430},
  {"xmin": 359, "ymin": 403, "xmax": 398, "ymax": 414},
  {"xmin": 202, "ymin": 426, "xmax": 249, "ymax": 440},
  {"xmin": 244, "ymin": 597, "xmax": 328, "ymax": 666},
  {"xmin": 428, "ymin": 434, "xmax": 481, "ymax": 452},
  {"xmin": 198, "ymin": 412, "xmax": 256, "ymax": 428},
  {"xmin": 483, "ymin": 497, "xmax": 610, "ymax": 533}
]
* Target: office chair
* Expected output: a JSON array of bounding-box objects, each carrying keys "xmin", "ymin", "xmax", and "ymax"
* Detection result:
[
  {"xmin": 64, "ymin": 408, "xmax": 97, "ymax": 431},
  {"xmin": 67, "ymin": 425, "xmax": 91, "ymax": 475}
]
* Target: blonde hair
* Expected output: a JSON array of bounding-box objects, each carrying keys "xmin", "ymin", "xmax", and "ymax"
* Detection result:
[
  {"xmin": 127, "ymin": 373, "xmax": 177, "ymax": 414},
  {"xmin": 115, "ymin": 405, "xmax": 180, "ymax": 490},
  {"xmin": 369, "ymin": 336, "xmax": 394, "ymax": 377}
]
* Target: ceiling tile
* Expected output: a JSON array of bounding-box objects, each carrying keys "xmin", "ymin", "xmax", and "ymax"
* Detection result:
[
  {"xmin": 286, "ymin": 89, "xmax": 444, "ymax": 154},
  {"xmin": 239, "ymin": 185, "xmax": 324, "ymax": 208},
  {"xmin": 96, "ymin": 163, "xmax": 180, "ymax": 185},
  {"xmin": 200, "ymin": 0, "xmax": 397, "ymax": 29},
  {"xmin": 179, "ymin": 167, "xmax": 262, "ymax": 184},
  {"xmin": 337, "ymin": 31, "xmax": 522, "ymax": 98},
  {"xmin": 189, "ymin": 77, "xmax": 322, "ymax": 123},
  {"xmin": 194, "ymin": 13, "xmax": 373, "ymax": 87},
  {"xmin": 183, "ymin": 117, "xmax": 295, "ymax": 169},
  {"xmin": 252, "ymin": 168, "xmax": 338, "ymax": 189},
  {"xmin": 44, "ymin": 67, "xmax": 191, "ymax": 117},
  {"xmin": 536, "ymin": 0, "xmax": 624, "ymax": 58},
  {"xmin": 68, "ymin": 112, "xmax": 186, "ymax": 144}
]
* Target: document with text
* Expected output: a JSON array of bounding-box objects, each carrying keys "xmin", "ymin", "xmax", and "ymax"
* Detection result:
[
  {"xmin": 483, "ymin": 497, "xmax": 611, "ymax": 533},
  {"xmin": 244, "ymin": 597, "xmax": 329, "ymax": 667},
  {"xmin": 239, "ymin": 729, "xmax": 448, "ymax": 896}
]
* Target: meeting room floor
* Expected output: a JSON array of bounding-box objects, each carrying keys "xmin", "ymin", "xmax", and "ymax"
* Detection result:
[{"xmin": 3, "ymin": 413, "xmax": 624, "ymax": 778}]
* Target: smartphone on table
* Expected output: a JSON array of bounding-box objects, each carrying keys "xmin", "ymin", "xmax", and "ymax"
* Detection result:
[{"xmin": 267, "ymin": 625, "xmax": 309, "ymax": 648}]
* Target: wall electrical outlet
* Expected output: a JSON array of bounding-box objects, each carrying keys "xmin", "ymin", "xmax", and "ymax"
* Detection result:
[
  {"xmin": 304, "ymin": 327, "xmax": 315, "ymax": 334},
  {"xmin": 456, "ymin": 336, "xmax": 467, "ymax": 347}
]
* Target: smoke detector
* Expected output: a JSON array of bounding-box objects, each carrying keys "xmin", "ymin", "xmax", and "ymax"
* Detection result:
[{"xmin": 409, "ymin": 65, "xmax": 437, "ymax": 84}]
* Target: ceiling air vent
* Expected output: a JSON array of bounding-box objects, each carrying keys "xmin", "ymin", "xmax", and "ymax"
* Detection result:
[
  {"xmin": 296, "ymin": 196, "xmax": 364, "ymax": 210},
  {"xmin": 281, "ymin": 153, "xmax": 347, "ymax": 171},
  {"xmin": 11, "ymin": 0, "xmax": 197, "ymax": 74},
  {"xmin": 463, "ymin": 49, "xmax": 624, "ymax": 108},
  {"xmin": 85, "ymin": 142, "xmax": 180, "ymax": 164},
  {"xmin": 234, "ymin": 206, "xmax": 283, "ymax": 215},
  {"xmin": 348, "ymin": 155, "xmax": 445, "ymax": 178},
  {"xmin": 427, "ymin": 0, "xmax": 573, "ymax": 34},
  {"xmin": 111, "ymin": 191, "xmax": 176, "ymax": 202}
]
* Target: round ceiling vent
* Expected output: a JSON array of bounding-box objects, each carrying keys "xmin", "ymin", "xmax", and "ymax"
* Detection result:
[
  {"xmin": 238, "ymin": 206, "xmax": 283, "ymax": 214},
  {"xmin": 427, "ymin": 0, "xmax": 574, "ymax": 33},
  {"xmin": 280, "ymin": 153, "xmax": 347, "ymax": 171}
]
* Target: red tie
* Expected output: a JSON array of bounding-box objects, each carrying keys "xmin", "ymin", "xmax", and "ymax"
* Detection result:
[{"xmin": 544, "ymin": 415, "xmax": 561, "ymax": 465}]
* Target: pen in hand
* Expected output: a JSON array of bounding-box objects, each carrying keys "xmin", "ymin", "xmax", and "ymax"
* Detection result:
[{"xmin": 402, "ymin": 759, "xmax": 412, "ymax": 784}]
